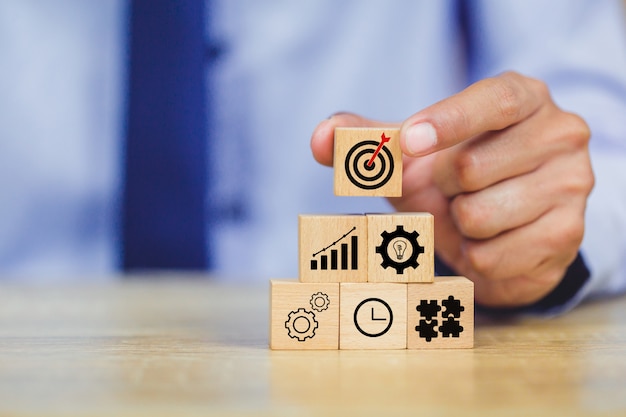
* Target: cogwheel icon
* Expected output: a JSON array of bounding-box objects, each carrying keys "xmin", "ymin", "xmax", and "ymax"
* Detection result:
[
  {"xmin": 285, "ymin": 308, "xmax": 318, "ymax": 341},
  {"xmin": 310, "ymin": 292, "xmax": 330, "ymax": 312},
  {"xmin": 375, "ymin": 225, "xmax": 424, "ymax": 274}
]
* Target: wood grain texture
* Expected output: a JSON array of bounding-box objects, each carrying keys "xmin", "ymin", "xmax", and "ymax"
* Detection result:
[
  {"xmin": 367, "ymin": 213, "xmax": 434, "ymax": 283},
  {"xmin": 339, "ymin": 283, "xmax": 407, "ymax": 349},
  {"xmin": 334, "ymin": 128, "xmax": 402, "ymax": 197},
  {"xmin": 299, "ymin": 214, "xmax": 368, "ymax": 283},
  {"xmin": 270, "ymin": 279, "xmax": 339, "ymax": 349},
  {"xmin": 1, "ymin": 278, "xmax": 626, "ymax": 416},
  {"xmin": 407, "ymin": 276, "xmax": 474, "ymax": 349}
]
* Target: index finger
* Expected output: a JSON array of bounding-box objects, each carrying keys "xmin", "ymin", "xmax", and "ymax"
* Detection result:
[
  {"xmin": 310, "ymin": 112, "xmax": 397, "ymax": 166},
  {"xmin": 400, "ymin": 72, "xmax": 547, "ymax": 157}
]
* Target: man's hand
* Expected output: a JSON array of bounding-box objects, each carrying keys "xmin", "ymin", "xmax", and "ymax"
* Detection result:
[{"xmin": 310, "ymin": 72, "xmax": 594, "ymax": 308}]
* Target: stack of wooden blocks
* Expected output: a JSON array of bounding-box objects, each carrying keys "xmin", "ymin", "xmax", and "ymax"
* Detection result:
[{"xmin": 270, "ymin": 128, "xmax": 474, "ymax": 350}]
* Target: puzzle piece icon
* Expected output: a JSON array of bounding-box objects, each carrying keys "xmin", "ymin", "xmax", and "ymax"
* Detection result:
[
  {"xmin": 415, "ymin": 319, "xmax": 439, "ymax": 342},
  {"xmin": 416, "ymin": 299, "xmax": 441, "ymax": 321},
  {"xmin": 439, "ymin": 316, "xmax": 464, "ymax": 338},
  {"xmin": 442, "ymin": 295, "xmax": 464, "ymax": 318}
]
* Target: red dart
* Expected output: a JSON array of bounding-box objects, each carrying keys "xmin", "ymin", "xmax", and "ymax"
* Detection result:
[{"xmin": 367, "ymin": 132, "xmax": 391, "ymax": 167}]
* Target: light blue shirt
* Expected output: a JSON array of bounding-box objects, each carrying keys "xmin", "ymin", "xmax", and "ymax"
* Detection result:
[{"xmin": 2, "ymin": 1, "xmax": 626, "ymax": 312}]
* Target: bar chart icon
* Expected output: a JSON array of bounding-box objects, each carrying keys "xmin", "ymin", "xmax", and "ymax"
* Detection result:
[{"xmin": 311, "ymin": 227, "xmax": 359, "ymax": 271}]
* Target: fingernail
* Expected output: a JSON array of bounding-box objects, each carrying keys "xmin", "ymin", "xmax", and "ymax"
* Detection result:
[{"xmin": 405, "ymin": 123, "xmax": 437, "ymax": 156}]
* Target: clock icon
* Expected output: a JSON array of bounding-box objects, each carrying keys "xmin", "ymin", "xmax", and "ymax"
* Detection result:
[{"xmin": 353, "ymin": 297, "xmax": 393, "ymax": 337}]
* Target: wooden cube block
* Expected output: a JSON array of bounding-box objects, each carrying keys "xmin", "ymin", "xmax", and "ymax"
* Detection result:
[
  {"xmin": 407, "ymin": 276, "xmax": 474, "ymax": 349},
  {"xmin": 339, "ymin": 283, "xmax": 407, "ymax": 349},
  {"xmin": 270, "ymin": 279, "xmax": 340, "ymax": 350},
  {"xmin": 334, "ymin": 128, "xmax": 402, "ymax": 197},
  {"xmin": 367, "ymin": 213, "xmax": 434, "ymax": 283},
  {"xmin": 299, "ymin": 214, "xmax": 368, "ymax": 283}
]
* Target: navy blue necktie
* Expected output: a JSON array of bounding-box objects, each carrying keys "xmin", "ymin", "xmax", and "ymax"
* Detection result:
[{"xmin": 123, "ymin": 0, "xmax": 209, "ymax": 270}]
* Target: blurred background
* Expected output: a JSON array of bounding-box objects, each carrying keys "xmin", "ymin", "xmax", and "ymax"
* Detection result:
[{"xmin": 2, "ymin": 0, "xmax": 626, "ymax": 285}]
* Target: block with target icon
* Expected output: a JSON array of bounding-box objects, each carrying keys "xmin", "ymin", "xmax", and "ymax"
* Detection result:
[
  {"xmin": 334, "ymin": 128, "xmax": 402, "ymax": 197},
  {"xmin": 407, "ymin": 276, "xmax": 474, "ymax": 349},
  {"xmin": 367, "ymin": 213, "xmax": 434, "ymax": 283},
  {"xmin": 270, "ymin": 279, "xmax": 339, "ymax": 350}
]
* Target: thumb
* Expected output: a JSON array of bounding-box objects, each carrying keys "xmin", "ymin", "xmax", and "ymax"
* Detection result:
[{"xmin": 399, "ymin": 72, "xmax": 543, "ymax": 157}]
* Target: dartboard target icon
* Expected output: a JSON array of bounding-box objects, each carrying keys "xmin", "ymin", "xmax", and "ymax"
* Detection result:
[
  {"xmin": 344, "ymin": 140, "xmax": 395, "ymax": 190},
  {"xmin": 334, "ymin": 128, "xmax": 402, "ymax": 197}
]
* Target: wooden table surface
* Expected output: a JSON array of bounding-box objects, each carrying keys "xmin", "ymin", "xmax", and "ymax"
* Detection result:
[{"xmin": 1, "ymin": 277, "xmax": 625, "ymax": 417}]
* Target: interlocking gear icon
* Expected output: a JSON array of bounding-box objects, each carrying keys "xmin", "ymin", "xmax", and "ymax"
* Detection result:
[
  {"xmin": 285, "ymin": 308, "xmax": 318, "ymax": 341},
  {"xmin": 310, "ymin": 292, "xmax": 330, "ymax": 312},
  {"xmin": 375, "ymin": 225, "xmax": 424, "ymax": 274}
]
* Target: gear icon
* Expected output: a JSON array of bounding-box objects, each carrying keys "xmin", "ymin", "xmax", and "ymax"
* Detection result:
[
  {"xmin": 285, "ymin": 308, "xmax": 318, "ymax": 341},
  {"xmin": 375, "ymin": 225, "xmax": 424, "ymax": 274},
  {"xmin": 310, "ymin": 292, "xmax": 330, "ymax": 312}
]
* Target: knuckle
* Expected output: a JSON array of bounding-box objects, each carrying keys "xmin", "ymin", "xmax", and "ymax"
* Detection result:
[
  {"xmin": 558, "ymin": 153, "xmax": 595, "ymax": 197},
  {"xmin": 492, "ymin": 72, "xmax": 526, "ymax": 123},
  {"xmin": 568, "ymin": 166, "xmax": 595, "ymax": 196},
  {"xmin": 444, "ymin": 101, "xmax": 473, "ymax": 142},
  {"xmin": 451, "ymin": 149, "xmax": 482, "ymax": 192},
  {"xmin": 567, "ymin": 218, "xmax": 585, "ymax": 246},
  {"xmin": 547, "ymin": 215, "xmax": 584, "ymax": 251},
  {"xmin": 496, "ymin": 86, "xmax": 523, "ymax": 122},
  {"xmin": 529, "ymin": 77, "xmax": 551, "ymax": 102},
  {"xmin": 451, "ymin": 195, "xmax": 489, "ymax": 238},
  {"xmin": 465, "ymin": 241, "xmax": 497, "ymax": 278},
  {"xmin": 558, "ymin": 114, "xmax": 594, "ymax": 196},
  {"xmin": 564, "ymin": 221, "xmax": 585, "ymax": 248},
  {"xmin": 585, "ymin": 166, "xmax": 596, "ymax": 193},
  {"xmin": 560, "ymin": 112, "xmax": 591, "ymax": 148}
]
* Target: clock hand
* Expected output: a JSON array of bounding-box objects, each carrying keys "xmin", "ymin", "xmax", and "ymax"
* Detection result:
[{"xmin": 371, "ymin": 307, "xmax": 387, "ymax": 321}]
